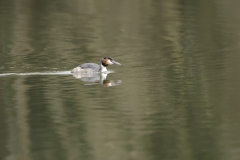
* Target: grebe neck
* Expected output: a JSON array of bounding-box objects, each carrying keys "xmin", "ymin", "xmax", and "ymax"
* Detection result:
[{"xmin": 100, "ymin": 63, "xmax": 107, "ymax": 72}]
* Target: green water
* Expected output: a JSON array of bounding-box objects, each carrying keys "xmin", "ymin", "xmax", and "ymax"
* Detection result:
[{"xmin": 1, "ymin": 0, "xmax": 240, "ymax": 160}]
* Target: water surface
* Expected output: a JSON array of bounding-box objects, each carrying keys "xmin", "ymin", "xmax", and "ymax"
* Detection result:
[{"xmin": 1, "ymin": 0, "xmax": 240, "ymax": 160}]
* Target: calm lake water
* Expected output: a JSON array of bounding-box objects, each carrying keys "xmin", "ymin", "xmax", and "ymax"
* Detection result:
[{"xmin": 1, "ymin": 0, "xmax": 240, "ymax": 160}]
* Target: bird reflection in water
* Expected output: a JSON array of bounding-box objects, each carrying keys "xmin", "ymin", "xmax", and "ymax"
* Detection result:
[
  {"xmin": 102, "ymin": 79, "xmax": 121, "ymax": 87},
  {"xmin": 71, "ymin": 72, "xmax": 121, "ymax": 87}
]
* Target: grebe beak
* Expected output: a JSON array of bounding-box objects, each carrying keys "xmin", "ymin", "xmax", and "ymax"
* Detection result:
[{"xmin": 112, "ymin": 60, "xmax": 121, "ymax": 65}]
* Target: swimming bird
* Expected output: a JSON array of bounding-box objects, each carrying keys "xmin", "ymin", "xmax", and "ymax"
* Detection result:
[{"xmin": 71, "ymin": 57, "xmax": 121, "ymax": 73}]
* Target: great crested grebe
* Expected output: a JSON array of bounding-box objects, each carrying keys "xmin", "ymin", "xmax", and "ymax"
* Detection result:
[{"xmin": 71, "ymin": 57, "xmax": 121, "ymax": 73}]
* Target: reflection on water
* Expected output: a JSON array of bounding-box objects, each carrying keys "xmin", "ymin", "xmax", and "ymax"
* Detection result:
[
  {"xmin": 72, "ymin": 71, "xmax": 121, "ymax": 87},
  {"xmin": 1, "ymin": 0, "xmax": 240, "ymax": 160}
]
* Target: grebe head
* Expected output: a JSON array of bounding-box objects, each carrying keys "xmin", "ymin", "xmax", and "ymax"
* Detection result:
[{"xmin": 100, "ymin": 57, "xmax": 121, "ymax": 66}]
